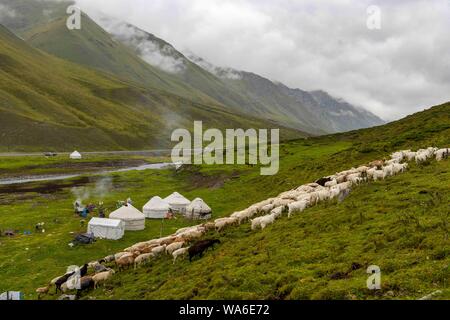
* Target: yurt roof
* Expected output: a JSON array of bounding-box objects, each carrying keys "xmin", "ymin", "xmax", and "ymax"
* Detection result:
[
  {"xmin": 88, "ymin": 217, "xmax": 122, "ymax": 227},
  {"xmin": 110, "ymin": 204, "xmax": 145, "ymax": 220},
  {"xmin": 143, "ymin": 196, "xmax": 170, "ymax": 211},
  {"xmin": 187, "ymin": 198, "xmax": 212, "ymax": 213},
  {"xmin": 71, "ymin": 151, "xmax": 81, "ymax": 156},
  {"xmin": 164, "ymin": 192, "xmax": 191, "ymax": 205}
]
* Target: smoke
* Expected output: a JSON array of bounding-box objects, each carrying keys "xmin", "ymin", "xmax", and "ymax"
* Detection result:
[
  {"xmin": 94, "ymin": 176, "xmax": 113, "ymax": 200},
  {"xmin": 71, "ymin": 186, "xmax": 90, "ymax": 206},
  {"xmin": 71, "ymin": 176, "xmax": 113, "ymax": 205}
]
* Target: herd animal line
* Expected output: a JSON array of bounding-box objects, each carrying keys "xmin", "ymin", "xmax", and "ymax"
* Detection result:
[{"xmin": 40, "ymin": 147, "xmax": 449, "ymax": 296}]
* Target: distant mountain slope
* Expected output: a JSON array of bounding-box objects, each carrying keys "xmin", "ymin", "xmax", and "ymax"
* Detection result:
[
  {"xmin": 101, "ymin": 20, "xmax": 384, "ymax": 133},
  {"xmin": 0, "ymin": 0, "xmax": 385, "ymax": 135},
  {"xmin": 189, "ymin": 55, "xmax": 385, "ymax": 133},
  {"xmin": 0, "ymin": 24, "xmax": 304, "ymax": 151}
]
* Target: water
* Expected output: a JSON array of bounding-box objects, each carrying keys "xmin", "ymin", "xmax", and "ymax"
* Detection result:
[{"xmin": 0, "ymin": 162, "xmax": 181, "ymax": 186}]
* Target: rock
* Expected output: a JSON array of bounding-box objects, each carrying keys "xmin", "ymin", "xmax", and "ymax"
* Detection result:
[{"xmin": 419, "ymin": 290, "xmax": 443, "ymax": 300}]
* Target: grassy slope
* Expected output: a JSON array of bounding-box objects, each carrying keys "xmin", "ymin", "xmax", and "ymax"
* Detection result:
[
  {"xmin": 0, "ymin": 103, "xmax": 448, "ymax": 299},
  {"xmin": 0, "ymin": 24, "xmax": 304, "ymax": 151},
  {"xmin": 23, "ymin": 14, "xmax": 218, "ymax": 105}
]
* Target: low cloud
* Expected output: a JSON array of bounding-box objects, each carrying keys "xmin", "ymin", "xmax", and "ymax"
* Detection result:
[{"xmin": 70, "ymin": 0, "xmax": 450, "ymax": 120}]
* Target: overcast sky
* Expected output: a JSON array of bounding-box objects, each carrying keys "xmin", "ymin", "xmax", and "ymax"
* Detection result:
[{"xmin": 74, "ymin": 0, "xmax": 450, "ymax": 120}]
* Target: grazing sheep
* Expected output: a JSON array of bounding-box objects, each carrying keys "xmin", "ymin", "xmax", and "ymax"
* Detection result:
[
  {"xmin": 166, "ymin": 242, "xmax": 184, "ymax": 255},
  {"xmin": 404, "ymin": 151, "xmax": 416, "ymax": 161},
  {"xmin": 114, "ymin": 252, "xmax": 130, "ymax": 261},
  {"xmin": 215, "ymin": 217, "xmax": 237, "ymax": 232},
  {"xmin": 372, "ymin": 170, "xmax": 386, "ymax": 181},
  {"xmin": 202, "ymin": 222, "xmax": 216, "ymax": 231},
  {"xmin": 435, "ymin": 148, "xmax": 449, "ymax": 161},
  {"xmin": 231, "ymin": 210, "xmax": 253, "ymax": 224},
  {"xmin": 325, "ymin": 179, "xmax": 337, "ymax": 188},
  {"xmin": 172, "ymin": 247, "xmax": 189, "ymax": 264},
  {"xmin": 346, "ymin": 173, "xmax": 363, "ymax": 185},
  {"xmin": 134, "ymin": 253, "xmax": 154, "ymax": 269},
  {"xmin": 116, "ymin": 254, "xmax": 134, "ymax": 271},
  {"xmin": 260, "ymin": 203, "xmax": 275, "ymax": 214},
  {"xmin": 259, "ymin": 214, "xmax": 276, "ymax": 230},
  {"xmin": 270, "ymin": 206, "xmax": 284, "ymax": 219},
  {"xmin": 92, "ymin": 269, "xmax": 115, "ymax": 288},
  {"xmin": 369, "ymin": 160, "xmax": 384, "ymax": 169},
  {"xmin": 36, "ymin": 286, "xmax": 49, "ymax": 299},
  {"xmin": 151, "ymin": 245, "xmax": 167, "ymax": 257},
  {"xmin": 288, "ymin": 200, "xmax": 308, "ymax": 217},
  {"xmin": 296, "ymin": 185, "xmax": 316, "ymax": 193}
]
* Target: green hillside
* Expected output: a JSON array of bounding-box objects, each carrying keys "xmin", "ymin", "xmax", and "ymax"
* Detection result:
[
  {"xmin": 0, "ymin": 24, "xmax": 304, "ymax": 152},
  {"xmin": 81, "ymin": 103, "xmax": 449, "ymax": 300},
  {"xmin": 0, "ymin": 102, "xmax": 447, "ymax": 299}
]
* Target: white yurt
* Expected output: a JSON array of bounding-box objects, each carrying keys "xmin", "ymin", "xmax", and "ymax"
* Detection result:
[
  {"xmin": 164, "ymin": 192, "xmax": 191, "ymax": 214},
  {"xmin": 109, "ymin": 204, "xmax": 145, "ymax": 231},
  {"xmin": 143, "ymin": 196, "xmax": 170, "ymax": 219},
  {"xmin": 186, "ymin": 198, "xmax": 212, "ymax": 220},
  {"xmin": 87, "ymin": 218, "xmax": 124, "ymax": 240},
  {"xmin": 70, "ymin": 151, "xmax": 82, "ymax": 160}
]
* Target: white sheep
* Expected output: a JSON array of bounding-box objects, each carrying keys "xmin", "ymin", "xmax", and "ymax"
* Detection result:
[
  {"xmin": 151, "ymin": 245, "xmax": 167, "ymax": 256},
  {"xmin": 256, "ymin": 214, "xmax": 276, "ymax": 230},
  {"xmin": 372, "ymin": 170, "xmax": 386, "ymax": 181},
  {"xmin": 324, "ymin": 179, "xmax": 338, "ymax": 188},
  {"xmin": 435, "ymin": 148, "xmax": 449, "ymax": 161},
  {"xmin": 134, "ymin": 253, "xmax": 154, "ymax": 269},
  {"xmin": 215, "ymin": 217, "xmax": 237, "ymax": 232},
  {"xmin": 287, "ymin": 200, "xmax": 308, "ymax": 217},
  {"xmin": 166, "ymin": 242, "xmax": 184, "ymax": 255},
  {"xmin": 92, "ymin": 269, "xmax": 115, "ymax": 288},
  {"xmin": 172, "ymin": 247, "xmax": 189, "ymax": 264},
  {"xmin": 270, "ymin": 206, "xmax": 284, "ymax": 219}
]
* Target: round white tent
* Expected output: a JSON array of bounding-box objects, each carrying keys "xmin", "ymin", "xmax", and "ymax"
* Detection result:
[
  {"xmin": 143, "ymin": 196, "xmax": 170, "ymax": 219},
  {"xmin": 164, "ymin": 192, "xmax": 191, "ymax": 214},
  {"xmin": 87, "ymin": 218, "xmax": 125, "ymax": 240},
  {"xmin": 109, "ymin": 204, "xmax": 145, "ymax": 231},
  {"xmin": 186, "ymin": 198, "xmax": 212, "ymax": 220},
  {"xmin": 70, "ymin": 151, "xmax": 82, "ymax": 160}
]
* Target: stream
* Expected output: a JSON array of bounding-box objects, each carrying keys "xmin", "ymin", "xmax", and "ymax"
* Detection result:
[{"xmin": 0, "ymin": 162, "xmax": 181, "ymax": 186}]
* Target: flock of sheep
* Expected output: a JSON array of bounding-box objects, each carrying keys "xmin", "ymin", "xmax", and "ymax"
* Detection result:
[{"xmin": 36, "ymin": 147, "xmax": 448, "ymax": 299}]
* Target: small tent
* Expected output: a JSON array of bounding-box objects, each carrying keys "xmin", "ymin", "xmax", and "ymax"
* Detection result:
[
  {"xmin": 143, "ymin": 196, "xmax": 170, "ymax": 219},
  {"xmin": 87, "ymin": 218, "xmax": 124, "ymax": 240},
  {"xmin": 109, "ymin": 204, "xmax": 145, "ymax": 231},
  {"xmin": 186, "ymin": 198, "xmax": 212, "ymax": 220},
  {"xmin": 70, "ymin": 151, "xmax": 82, "ymax": 160},
  {"xmin": 164, "ymin": 192, "xmax": 191, "ymax": 214}
]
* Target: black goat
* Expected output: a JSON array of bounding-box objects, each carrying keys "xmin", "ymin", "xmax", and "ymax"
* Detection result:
[
  {"xmin": 79, "ymin": 264, "xmax": 88, "ymax": 277},
  {"xmin": 315, "ymin": 177, "xmax": 332, "ymax": 187},
  {"xmin": 55, "ymin": 272, "xmax": 75, "ymax": 294},
  {"xmin": 188, "ymin": 239, "xmax": 221, "ymax": 262}
]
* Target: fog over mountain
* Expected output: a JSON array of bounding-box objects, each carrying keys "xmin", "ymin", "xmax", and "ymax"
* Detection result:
[{"xmin": 72, "ymin": 0, "xmax": 450, "ymax": 121}]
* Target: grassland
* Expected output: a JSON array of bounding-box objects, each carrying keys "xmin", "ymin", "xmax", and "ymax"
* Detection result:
[{"xmin": 0, "ymin": 103, "xmax": 449, "ymax": 300}]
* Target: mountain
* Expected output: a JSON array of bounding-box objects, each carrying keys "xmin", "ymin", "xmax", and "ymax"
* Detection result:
[
  {"xmin": 188, "ymin": 54, "xmax": 385, "ymax": 133},
  {"xmin": 103, "ymin": 22, "xmax": 384, "ymax": 134},
  {"xmin": 0, "ymin": 0, "xmax": 384, "ymax": 135},
  {"xmin": 0, "ymin": 23, "xmax": 304, "ymax": 151}
]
